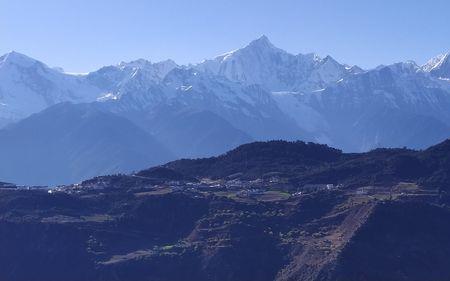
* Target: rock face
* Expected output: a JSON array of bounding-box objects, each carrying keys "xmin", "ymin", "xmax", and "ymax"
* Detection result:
[{"xmin": 1, "ymin": 140, "xmax": 450, "ymax": 281}]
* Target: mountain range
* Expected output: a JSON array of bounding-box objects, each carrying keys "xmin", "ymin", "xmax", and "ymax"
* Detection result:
[{"xmin": 0, "ymin": 36, "xmax": 449, "ymax": 184}]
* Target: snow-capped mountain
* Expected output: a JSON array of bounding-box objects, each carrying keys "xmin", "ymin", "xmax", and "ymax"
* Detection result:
[
  {"xmin": 1, "ymin": 36, "xmax": 450, "ymax": 185},
  {"xmin": 87, "ymin": 58, "xmax": 178, "ymax": 100},
  {"xmin": 100, "ymin": 67, "xmax": 309, "ymax": 142},
  {"xmin": 297, "ymin": 61, "xmax": 450, "ymax": 150},
  {"xmin": 0, "ymin": 51, "xmax": 103, "ymax": 127},
  {"xmin": 0, "ymin": 53, "xmax": 180, "ymax": 128},
  {"xmin": 196, "ymin": 35, "xmax": 360, "ymax": 92},
  {"xmin": 423, "ymin": 52, "xmax": 450, "ymax": 79},
  {"xmin": 194, "ymin": 38, "xmax": 450, "ymax": 151}
]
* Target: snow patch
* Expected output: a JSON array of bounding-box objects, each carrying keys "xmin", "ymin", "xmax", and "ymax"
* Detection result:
[{"xmin": 97, "ymin": 93, "xmax": 118, "ymax": 101}]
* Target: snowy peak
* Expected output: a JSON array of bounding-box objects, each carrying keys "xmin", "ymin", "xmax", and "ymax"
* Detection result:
[
  {"xmin": 234, "ymin": 35, "xmax": 288, "ymax": 59},
  {"xmin": 118, "ymin": 58, "xmax": 177, "ymax": 71},
  {"xmin": 423, "ymin": 52, "xmax": 450, "ymax": 79},
  {"xmin": 322, "ymin": 55, "xmax": 350, "ymax": 69},
  {"xmin": 0, "ymin": 51, "xmax": 44, "ymax": 69},
  {"xmin": 86, "ymin": 58, "xmax": 179, "ymax": 95},
  {"xmin": 153, "ymin": 59, "xmax": 179, "ymax": 78},
  {"xmin": 319, "ymin": 55, "xmax": 345, "ymax": 73},
  {"xmin": 423, "ymin": 53, "xmax": 449, "ymax": 71},
  {"xmin": 346, "ymin": 65, "xmax": 365, "ymax": 74},
  {"xmin": 118, "ymin": 58, "xmax": 153, "ymax": 69},
  {"xmin": 307, "ymin": 55, "xmax": 349, "ymax": 85},
  {"xmin": 245, "ymin": 35, "xmax": 279, "ymax": 51},
  {"xmin": 106, "ymin": 58, "xmax": 177, "ymax": 80},
  {"xmin": 388, "ymin": 61, "xmax": 421, "ymax": 74},
  {"xmin": 195, "ymin": 36, "xmax": 353, "ymax": 92},
  {"xmin": 0, "ymin": 51, "xmax": 103, "ymax": 125},
  {"xmin": 200, "ymin": 35, "xmax": 284, "ymax": 67},
  {"xmin": 251, "ymin": 34, "xmax": 271, "ymax": 44}
]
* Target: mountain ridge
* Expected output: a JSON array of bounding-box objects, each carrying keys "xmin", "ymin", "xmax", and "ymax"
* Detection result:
[{"xmin": 1, "ymin": 138, "xmax": 450, "ymax": 280}]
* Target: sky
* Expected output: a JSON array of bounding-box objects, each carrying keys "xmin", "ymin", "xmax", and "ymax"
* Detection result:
[{"xmin": 1, "ymin": 0, "xmax": 449, "ymax": 73}]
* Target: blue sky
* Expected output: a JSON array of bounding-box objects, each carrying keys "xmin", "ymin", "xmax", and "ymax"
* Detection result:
[{"xmin": 1, "ymin": 0, "xmax": 449, "ymax": 73}]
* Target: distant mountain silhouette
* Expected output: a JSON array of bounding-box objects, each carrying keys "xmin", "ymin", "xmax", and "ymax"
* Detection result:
[{"xmin": 0, "ymin": 103, "xmax": 173, "ymax": 185}]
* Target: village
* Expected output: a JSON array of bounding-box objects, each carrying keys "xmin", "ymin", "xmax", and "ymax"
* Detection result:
[
  {"xmin": 0, "ymin": 172, "xmax": 442, "ymax": 205},
  {"xmin": 17, "ymin": 173, "xmax": 434, "ymax": 205}
]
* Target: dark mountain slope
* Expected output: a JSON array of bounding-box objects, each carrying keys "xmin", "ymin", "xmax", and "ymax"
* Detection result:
[
  {"xmin": 1, "ymin": 140, "xmax": 450, "ymax": 280},
  {"xmin": 328, "ymin": 202, "xmax": 450, "ymax": 281},
  {"xmin": 164, "ymin": 139, "xmax": 450, "ymax": 189},
  {"xmin": 165, "ymin": 141, "xmax": 342, "ymax": 180},
  {"xmin": 417, "ymin": 139, "xmax": 450, "ymax": 187},
  {"xmin": 1, "ymin": 187, "xmax": 449, "ymax": 281}
]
